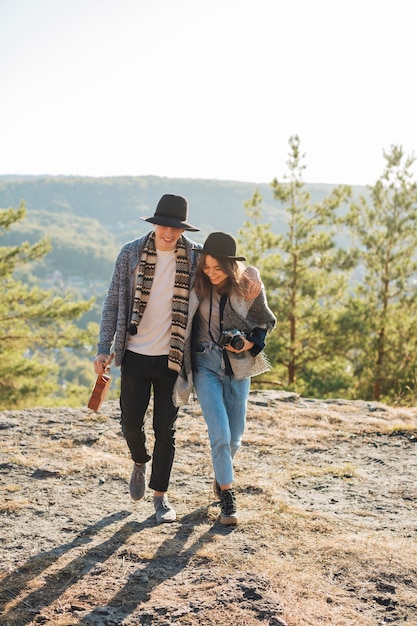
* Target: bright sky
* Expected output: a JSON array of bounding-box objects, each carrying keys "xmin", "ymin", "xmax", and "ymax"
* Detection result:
[{"xmin": 1, "ymin": 0, "xmax": 416, "ymax": 186}]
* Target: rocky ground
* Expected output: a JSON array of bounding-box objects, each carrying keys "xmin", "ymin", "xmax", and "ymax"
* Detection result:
[{"xmin": 1, "ymin": 390, "xmax": 417, "ymax": 625}]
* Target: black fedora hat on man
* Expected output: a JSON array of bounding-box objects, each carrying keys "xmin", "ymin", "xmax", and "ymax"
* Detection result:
[
  {"xmin": 141, "ymin": 194, "xmax": 199, "ymax": 232},
  {"xmin": 195, "ymin": 232, "xmax": 246, "ymax": 261}
]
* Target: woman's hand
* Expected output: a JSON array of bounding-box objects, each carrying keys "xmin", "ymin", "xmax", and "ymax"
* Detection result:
[{"xmin": 225, "ymin": 337, "xmax": 255, "ymax": 354}]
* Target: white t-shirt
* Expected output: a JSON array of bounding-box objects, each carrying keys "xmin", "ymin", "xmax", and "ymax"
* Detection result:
[{"xmin": 127, "ymin": 249, "xmax": 176, "ymax": 356}]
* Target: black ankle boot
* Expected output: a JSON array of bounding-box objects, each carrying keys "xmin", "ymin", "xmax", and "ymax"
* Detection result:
[{"xmin": 219, "ymin": 488, "xmax": 238, "ymax": 525}]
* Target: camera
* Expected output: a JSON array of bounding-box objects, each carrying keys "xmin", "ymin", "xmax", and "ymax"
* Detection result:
[{"xmin": 218, "ymin": 328, "xmax": 246, "ymax": 350}]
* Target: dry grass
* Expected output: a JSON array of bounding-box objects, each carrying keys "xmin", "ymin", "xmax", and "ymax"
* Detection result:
[{"xmin": 0, "ymin": 393, "xmax": 416, "ymax": 625}]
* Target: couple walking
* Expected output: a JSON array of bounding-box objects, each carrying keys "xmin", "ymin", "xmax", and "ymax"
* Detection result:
[{"xmin": 94, "ymin": 194, "xmax": 276, "ymax": 525}]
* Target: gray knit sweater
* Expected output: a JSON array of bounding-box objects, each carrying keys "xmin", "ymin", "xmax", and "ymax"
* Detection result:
[
  {"xmin": 173, "ymin": 285, "xmax": 276, "ymax": 406},
  {"xmin": 97, "ymin": 233, "xmax": 202, "ymax": 366}
]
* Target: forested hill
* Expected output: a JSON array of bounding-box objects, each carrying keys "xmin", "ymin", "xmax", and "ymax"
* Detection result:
[
  {"xmin": 0, "ymin": 174, "xmax": 364, "ymax": 237},
  {"xmin": 0, "ymin": 174, "xmax": 366, "ymax": 285}
]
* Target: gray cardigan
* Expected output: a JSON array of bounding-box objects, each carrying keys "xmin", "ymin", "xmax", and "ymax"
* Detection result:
[
  {"xmin": 173, "ymin": 285, "xmax": 276, "ymax": 406},
  {"xmin": 97, "ymin": 233, "xmax": 202, "ymax": 366}
]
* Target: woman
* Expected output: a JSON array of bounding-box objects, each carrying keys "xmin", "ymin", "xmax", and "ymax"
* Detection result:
[{"xmin": 174, "ymin": 232, "xmax": 276, "ymax": 525}]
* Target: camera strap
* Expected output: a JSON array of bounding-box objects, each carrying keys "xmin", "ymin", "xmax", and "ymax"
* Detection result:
[
  {"xmin": 208, "ymin": 288, "xmax": 233, "ymax": 375},
  {"xmin": 208, "ymin": 286, "xmax": 227, "ymax": 345},
  {"xmin": 207, "ymin": 286, "xmax": 217, "ymax": 344}
]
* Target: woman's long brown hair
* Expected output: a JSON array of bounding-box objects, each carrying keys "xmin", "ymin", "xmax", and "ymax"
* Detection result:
[{"xmin": 193, "ymin": 254, "xmax": 249, "ymax": 298}]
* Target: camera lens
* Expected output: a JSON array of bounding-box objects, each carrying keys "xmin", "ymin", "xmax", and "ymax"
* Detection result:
[{"xmin": 230, "ymin": 335, "xmax": 245, "ymax": 350}]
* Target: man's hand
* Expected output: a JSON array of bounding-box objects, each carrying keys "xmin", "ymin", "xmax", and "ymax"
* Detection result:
[
  {"xmin": 244, "ymin": 266, "xmax": 262, "ymax": 300},
  {"xmin": 94, "ymin": 354, "xmax": 111, "ymax": 375}
]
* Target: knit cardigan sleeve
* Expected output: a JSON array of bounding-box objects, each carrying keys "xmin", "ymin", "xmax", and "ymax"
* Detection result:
[{"xmin": 222, "ymin": 286, "xmax": 276, "ymax": 381}]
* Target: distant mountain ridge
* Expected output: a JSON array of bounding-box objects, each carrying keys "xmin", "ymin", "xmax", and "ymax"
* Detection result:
[
  {"xmin": 0, "ymin": 174, "xmax": 366, "ymax": 241},
  {"xmin": 0, "ymin": 175, "xmax": 367, "ymax": 286}
]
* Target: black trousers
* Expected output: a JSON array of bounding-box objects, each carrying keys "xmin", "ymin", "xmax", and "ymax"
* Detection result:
[{"xmin": 120, "ymin": 351, "xmax": 179, "ymax": 493}]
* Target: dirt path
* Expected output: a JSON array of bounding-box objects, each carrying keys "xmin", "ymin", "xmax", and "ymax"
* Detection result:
[{"xmin": 1, "ymin": 391, "xmax": 417, "ymax": 625}]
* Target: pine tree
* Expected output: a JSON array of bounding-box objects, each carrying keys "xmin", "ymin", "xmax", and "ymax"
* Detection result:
[
  {"xmin": 240, "ymin": 136, "xmax": 354, "ymax": 394},
  {"xmin": 238, "ymin": 190, "xmax": 277, "ymax": 267},
  {"xmin": 345, "ymin": 145, "xmax": 417, "ymax": 401},
  {"xmin": 0, "ymin": 203, "xmax": 97, "ymax": 409}
]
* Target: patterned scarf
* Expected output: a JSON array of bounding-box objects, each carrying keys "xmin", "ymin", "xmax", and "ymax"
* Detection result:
[{"xmin": 128, "ymin": 231, "xmax": 190, "ymax": 373}]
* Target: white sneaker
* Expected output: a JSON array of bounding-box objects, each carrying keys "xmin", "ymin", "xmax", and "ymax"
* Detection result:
[{"xmin": 154, "ymin": 495, "xmax": 176, "ymax": 523}]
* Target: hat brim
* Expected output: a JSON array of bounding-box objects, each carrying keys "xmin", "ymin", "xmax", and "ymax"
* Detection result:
[
  {"xmin": 141, "ymin": 216, "xmax": 200, "ymax": 232},
  {"xmin": 192, "ymin": 246, "xmax": 246, "ymax": 261}
]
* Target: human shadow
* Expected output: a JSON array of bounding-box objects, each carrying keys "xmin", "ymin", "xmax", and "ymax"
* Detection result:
[
  {"xmin": 0, "ymin": 510, "xmax": 140, "ymax": 625},
  {"xmin": 77, "ymin": 507, "xmax": 233, "ymax": 625}
]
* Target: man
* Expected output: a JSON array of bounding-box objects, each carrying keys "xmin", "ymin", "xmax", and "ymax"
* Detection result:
[
  {"xmin": 95, "ymin": 194, "xmax": 261, "ymax": 524},
  {"xmin": 94, "ymin": 194, "xmax": 201, "ymax": 523}
]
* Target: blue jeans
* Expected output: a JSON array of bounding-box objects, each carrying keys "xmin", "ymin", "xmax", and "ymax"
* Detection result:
[{"xmin": 193, "ymin": 342, "xmax": 250, "ymax": 486}]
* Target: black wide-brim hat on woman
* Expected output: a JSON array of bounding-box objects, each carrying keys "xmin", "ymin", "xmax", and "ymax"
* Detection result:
[
  {"xmin": 141, "ymin": 194, "xmax": 200, "ymax": 232},
  {"xmin": 194, "ymin": 231, "xmax": 246, "ymax": 261}
]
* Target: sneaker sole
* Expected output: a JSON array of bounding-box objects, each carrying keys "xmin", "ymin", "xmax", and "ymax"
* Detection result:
[
  {"xmin": 156, "ymin": 514, "xmax": 177, "ymax": 524},
  {"xmin": 130, "ymin": 491, "xmax": 145, "ymax": 501}
]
